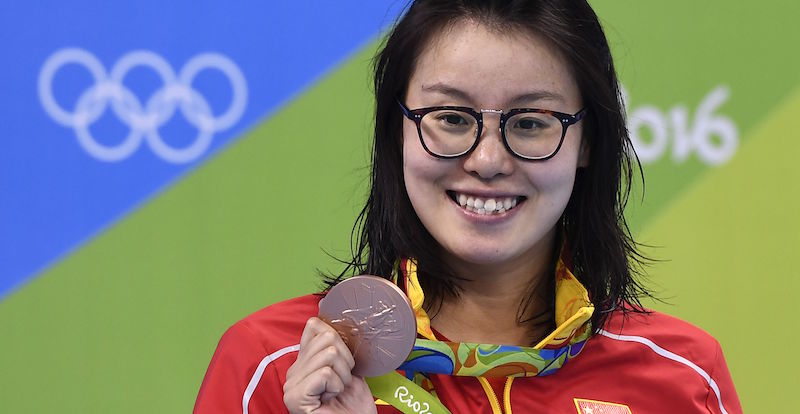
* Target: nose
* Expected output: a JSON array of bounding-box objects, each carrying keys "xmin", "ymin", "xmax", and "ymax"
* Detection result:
[{"xmin": 462, "ymin": 114, "xmax": 514, "ymax": 179}]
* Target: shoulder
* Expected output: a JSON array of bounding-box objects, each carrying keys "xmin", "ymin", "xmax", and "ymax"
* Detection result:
[
  {"xmin": 600, "ymin": 308, "xmax": 720, "ymax": 345},
  {"xmin": 509, "ymin": 309, "xmax": 742, "ymax": 413},
  {"xmin": 585, "ymin": 308, "xmax": 732, "ymax": 403},
  {"xmin": 230, "ymin": 294, "xmax": 321, "ymax": 353},
  {"xmin": 595, "ymin": 308, "xmax": 722, "ymax": 370},
  {"xmin": 560, "ymin": 309, "xmax": 742, "ymax": 413},
  {"xmin": 194, "ymin": 295, "xmax": 321, "ymax": 413}
]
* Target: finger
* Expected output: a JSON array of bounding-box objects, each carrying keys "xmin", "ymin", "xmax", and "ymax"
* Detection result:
[
  {"xmin": 283, "ymin": 385, "xmax": 320, "ymax": 414},
  {"xmin": 286, "ymin": 322, "xmax": 354, "ymax": 391},
  {"xmin": 286, "ymin": 335, "xmax": 341, "ymax": 391},
  {"xmin": 319, "ymin": 391, "xmax": 338, "ymax": 404},
  {"xmin": 301, "ymin": 366, "xmax": 345, "ymax": 403},
  {"xmin": 323, "ymin": 376, "xmax": 378, "ymax": 414},
  {"xmin": 284, "ymin": 366, "xmax": 344, "ymax": 413},
  {"xmin": 296, "ymin": 331, "xmax": 352, "ymax": 377},
  {"xmin": 299, "ymin": 317, "xmax": 326, "ymax": 350},
  {"xmin": 298, "ymin": 319, "xmax": 355, "ymax": 369},
  {"xmin": 337, "ymin": 376, "xmax": 372, "ymax": 404},
  {"xmin": 290, "ymin": 344, "xmax": 354, "ymax": 390},
  {"xmin": 313, "ymin": 345, "xmax": 354, "ymax": 387},
  {"xmin": 285, "ymin": 374, "xmax": 376, "ymax": 414}
]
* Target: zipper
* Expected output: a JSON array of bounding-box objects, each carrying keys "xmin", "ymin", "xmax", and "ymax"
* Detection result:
[
  {"xmin": 477, "ymin": 377, "xmax": 504, "ymax": 414},
  {"xmin": 503, "ymin": 377, "xmax": 514, "ymax": 414}
]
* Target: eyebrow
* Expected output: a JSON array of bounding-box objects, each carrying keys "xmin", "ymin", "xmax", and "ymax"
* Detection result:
[{"xmin": 419, "ymin": 83, "xmax": 566, "ymax": 107}]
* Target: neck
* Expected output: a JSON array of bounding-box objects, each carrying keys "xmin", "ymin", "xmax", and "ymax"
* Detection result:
[{"xmin": 429, "ymin": 243, "xmax": 556, "ymax": 346}]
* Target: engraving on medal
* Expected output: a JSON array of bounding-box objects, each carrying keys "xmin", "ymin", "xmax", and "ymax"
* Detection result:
[{"xmin": 319, "ymin": 276, "xmax": 417, "ymax": 377}]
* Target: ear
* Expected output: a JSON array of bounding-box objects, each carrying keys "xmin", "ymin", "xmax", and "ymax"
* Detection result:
[{"xmin": 578, "ymin": 136, "xmax": 590, "ymax": 167}]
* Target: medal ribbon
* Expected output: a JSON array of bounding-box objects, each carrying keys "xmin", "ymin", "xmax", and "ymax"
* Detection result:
[
  {"xmin": 367, "ymin": 372, "xmax": 452, "ymax": 414},
  {"xmin": 369, "ymin": 255, "xmax": 594, "ymax": 410},
  {"xmin": 397, "ymin": 257, "xmax": 594, "ymax": 377},
  {"xmin": 399, "ymin": 330, "xmax": 590, "ymax": 377}
]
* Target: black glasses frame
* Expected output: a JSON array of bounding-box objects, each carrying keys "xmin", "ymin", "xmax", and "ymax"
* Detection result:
[{"xmin": 398, "ymin": 100, "xmax": 586, "ymax": 161}]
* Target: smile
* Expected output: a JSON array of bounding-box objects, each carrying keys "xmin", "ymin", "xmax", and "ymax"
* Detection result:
[{"xmin": 447, "ymin": 191, "xmax": 525, "ymax": 215}]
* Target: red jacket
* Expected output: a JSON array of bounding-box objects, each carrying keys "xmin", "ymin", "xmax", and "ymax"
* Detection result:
[
  {"xmin": 195, "ymin": 261, "xmax": 742, "ymax": 413},
  {"xmin": 194, "ymin": 295, "xmax": 741, "ymax": 413}
]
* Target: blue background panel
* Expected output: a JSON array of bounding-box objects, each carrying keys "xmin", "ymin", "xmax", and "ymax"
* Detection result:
[{"xmin": 0, "ymin": 0, "xmax": 406, "ymax": 298}]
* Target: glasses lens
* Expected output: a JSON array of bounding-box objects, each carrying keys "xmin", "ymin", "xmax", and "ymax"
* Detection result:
[
  {"xmin": 419, "ymin": 109, "xmax": 478, "ymax": 156},
  {"xmin": 505, "ymin": 111, "xmax": 563, "ymax": 159}
]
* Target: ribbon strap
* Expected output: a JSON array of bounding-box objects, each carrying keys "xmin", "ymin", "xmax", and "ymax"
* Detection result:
[
  {"xmin": 400, "ymin": 336, "xmax": 589, "ymax": 377},
  {"xmin": 367, "ymin": 372, "xmax": 451, "ymax": 414}
]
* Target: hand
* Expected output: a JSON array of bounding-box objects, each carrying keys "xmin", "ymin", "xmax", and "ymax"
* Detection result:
[{"xmin": 283, "ymin": 317, "xmax": 377, "ymax": 414}]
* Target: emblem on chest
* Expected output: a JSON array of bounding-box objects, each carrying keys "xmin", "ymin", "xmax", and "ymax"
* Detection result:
[{"xmin": 574, "ymin": 398, "xmax": 632, "ymax": 414}]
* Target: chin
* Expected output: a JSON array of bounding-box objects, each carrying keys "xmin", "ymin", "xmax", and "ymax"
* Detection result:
[
  {"xmin": 444, "ymin": 244, "xmax": 522, "ymax": 267},
  {"xmin": 437, "ymin": 227, "xmax": 557, "ymax": 272}
]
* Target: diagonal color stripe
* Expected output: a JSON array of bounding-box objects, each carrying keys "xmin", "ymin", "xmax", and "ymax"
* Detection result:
[
  {"xmin": 0, "ymin": 39, "xmax": 384, "ymax": 414},
  {"xmin": 639, "ymin": 86, "xmax": 800, "ymax": 412}
]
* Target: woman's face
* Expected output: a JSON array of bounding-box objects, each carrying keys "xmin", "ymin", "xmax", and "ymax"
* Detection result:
[{"xmin": 402, "ymin": 20, "xmax": 586, "ymax": 274}]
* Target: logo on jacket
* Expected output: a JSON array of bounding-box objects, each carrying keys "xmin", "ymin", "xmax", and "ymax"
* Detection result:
[{"xmin": 574, "ymin": 398, "xmax": 632, "ymax": 414}]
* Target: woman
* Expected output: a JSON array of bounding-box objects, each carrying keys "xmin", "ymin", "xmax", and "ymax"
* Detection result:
[{"xmin": 195, "ymin": 1, "xmax": 742, "ymax": 413}]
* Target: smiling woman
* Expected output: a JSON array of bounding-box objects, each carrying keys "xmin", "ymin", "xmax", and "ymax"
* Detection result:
[
  {"xmin": 401, "ymin": 21, "xmax": 588, "ymax": 346},
  {"xmin": 194, "ymin": 1, "xmax": 743, "ymax": 413}
]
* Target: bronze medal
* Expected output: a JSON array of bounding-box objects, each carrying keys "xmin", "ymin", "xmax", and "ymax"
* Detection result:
[{"xmin": 318, "ymin": 275, "xmax": 417, "ymax": 377}]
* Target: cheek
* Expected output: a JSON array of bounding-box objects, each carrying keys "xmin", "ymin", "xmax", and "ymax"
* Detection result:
[
  {"xmin": 402, "ymin": 129, "xmax": 418, "ymax": 183},
  {"xmin": 524, "ymin": 151, "xmax": 580, "ymax": 207},
  {"xmin": 534, "ymin": 134, "xmax": 583, "ymax": 192},
  {"xmin": 530, "ymin": 166, "xmax": 577, "ymax": 197},
  {"xmin": 403, "ymin": 124, "xmax": 443, "ymax": 182},
  {"xmin": 401, "ymin": 127, "xmax": 415, "ymax": 170},
  {"xmin": 402, "ymin": 127, "xmax": 434, "ymax": 205}
]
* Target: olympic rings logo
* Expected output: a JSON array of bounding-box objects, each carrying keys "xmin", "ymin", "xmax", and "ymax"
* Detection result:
[{"xmin": 38, "ymin": 48, "xmax": 247, "ymax": 163}]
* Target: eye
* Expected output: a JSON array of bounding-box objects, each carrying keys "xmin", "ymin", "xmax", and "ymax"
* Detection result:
[
  {"xmin": 513, "ymin": 117, "xmax": 546, "ymax": 131},
  {"xmin": 428, "ymin": 110, "xmax": 474, "ymax": 134},
  {"xmin": 508, "ymin": 113, "xmax": 555, "ymax": 138},
  {"xmin": 437, "ymin": 112, "xmax": 470, "ymax": 127}
]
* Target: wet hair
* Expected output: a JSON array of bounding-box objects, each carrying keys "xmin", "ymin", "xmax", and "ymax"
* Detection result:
[{"xmin": 326, "ymin": 0, "xmax": 652, "ymax": 332}]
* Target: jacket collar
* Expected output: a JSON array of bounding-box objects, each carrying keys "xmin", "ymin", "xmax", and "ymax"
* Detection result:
[{"xmin": 397, "ymin": 256, "xmax": 594, "ymax": 350}]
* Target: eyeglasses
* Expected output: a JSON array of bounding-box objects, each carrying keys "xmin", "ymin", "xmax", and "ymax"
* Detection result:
[{"xmin": 398, "ymin": 101, "xmax": 586, "ymax": 161}]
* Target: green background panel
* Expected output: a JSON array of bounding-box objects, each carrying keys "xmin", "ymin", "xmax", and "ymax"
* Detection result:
[
  {"xmin": 2, "ymin": 2, "xmax": 799, "ymax": 412},
  {"xmin": 593, "ymin": 0, "xmax": 800, "ymax": 230},
  {"xmin": 639, "ymin": 86, "xmax": 800, "ymax": 412}
]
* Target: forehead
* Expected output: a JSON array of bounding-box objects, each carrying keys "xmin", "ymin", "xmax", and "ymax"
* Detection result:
[{"xmin": 408, "ymin": 19, "xmax": 580, "ymax": 109}]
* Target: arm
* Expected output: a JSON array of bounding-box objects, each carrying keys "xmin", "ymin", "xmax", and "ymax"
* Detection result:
[
  {"xmin": 706, "ymin": 341, "xmax": 743, "ymax": 414},
  {"xmin": 195, "ymin": 317, "xmax": 377, "ymax": 414},
  {"xmin": 194, "ymin": 322, "xmax": 290, "ymax": 414}
]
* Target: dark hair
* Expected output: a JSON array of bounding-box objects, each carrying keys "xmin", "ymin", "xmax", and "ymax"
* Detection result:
[{"xmin": 327, "ymin": 0, "xmax": 651, "ymax": 332}]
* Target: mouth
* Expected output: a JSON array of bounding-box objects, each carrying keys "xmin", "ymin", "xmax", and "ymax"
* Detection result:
[{"xmin": 446, "ymin": 191, "xmax": 526, "ymax": 215}]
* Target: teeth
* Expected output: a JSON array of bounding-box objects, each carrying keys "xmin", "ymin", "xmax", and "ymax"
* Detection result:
[{"xmin": 452, "ymin": 192, "xmax": 521, "ymax": 215}]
